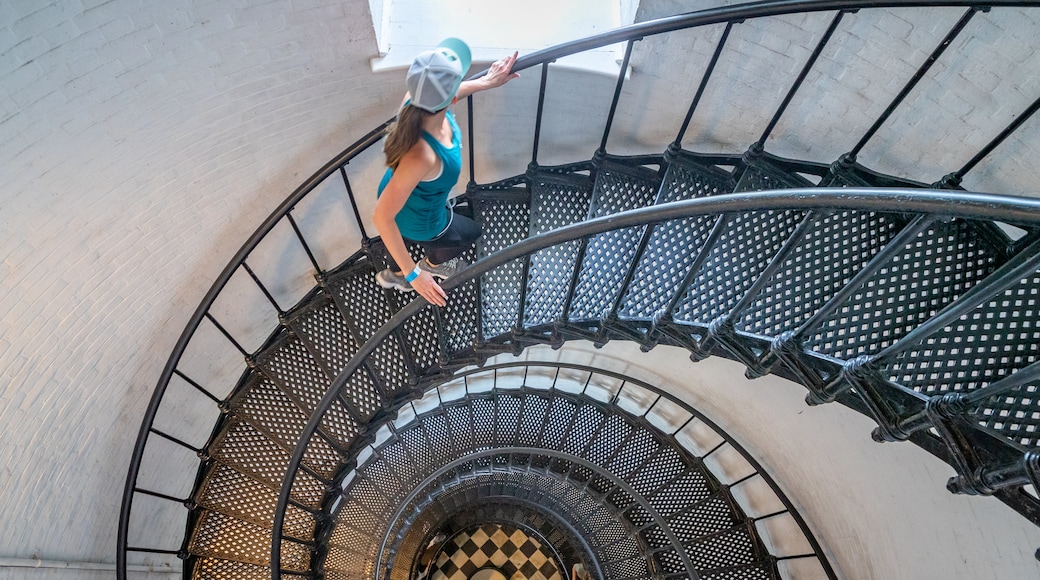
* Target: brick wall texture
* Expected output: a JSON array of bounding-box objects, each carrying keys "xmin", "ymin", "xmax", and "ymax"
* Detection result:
[{"xmin": 0, "ymin": 0, "xmax": 1038, "ymax": 577}]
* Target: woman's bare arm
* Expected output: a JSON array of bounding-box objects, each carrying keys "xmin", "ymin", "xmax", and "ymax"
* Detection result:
[
  {"xmin": 372, "ymin": 143, "xmax": 449, "ymax": 307},
  {"xmin": 456, "ymin": 51, "xmax": 520, "ymax": 99}
]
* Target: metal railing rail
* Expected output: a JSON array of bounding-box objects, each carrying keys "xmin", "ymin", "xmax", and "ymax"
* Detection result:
[
  {"xmin": 117, "ymin": 1, "xmax": 1040, "ymax": 578},
  {"xmin": 272, "ymin": 188, "xmax": 1040, "ymax": 578}
]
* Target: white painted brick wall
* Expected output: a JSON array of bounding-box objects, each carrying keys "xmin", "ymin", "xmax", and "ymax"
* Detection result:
[
  {"xmin": 0, "ymin": 0, "xmax": 1038, "ymax": 577},
  {"xmin": 0, "ymin": 0, "xmax": 397, "ymax": 573}
]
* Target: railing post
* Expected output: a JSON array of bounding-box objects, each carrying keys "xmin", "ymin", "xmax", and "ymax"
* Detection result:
[
  {"xmin": 757, "ymin": 10, "xmax": 848, "ymax": 146},
  {"xmin": 939, "ymin": 93, "xmax": 1040, "ymax": 188},
  {"xmin": 243, "ymin": 261, "xmax": 284, "ymax": 316},
  {"xmin": 467, "ymin": 95, "xmax": 476, "ymax": 188},
  {"xmin": 754, "ymin": 214, "xmax": 935, "ymax": 380},
  {"xmin": 692, "ymin": 210, "xmax": 826, "ymax": 365},
  {"xmin": 341, "ymin": 166, "xmax": 370, "ymax": 243},
  {"xmin": 847, "ymin": 7, "xmax": 984, "ymax": 160},
  {"xmin": 811, "ymin": 234, "xmax": 1040, "ymax": 405},
  {"xmin": 598, "ymin": 39, "xmax": 637, "ymax": 155},
  {"xmin": 204, "ymin": 312, "xmax": 249, "ymax": 357},
  {"xmin": 675, "ymin": 21, "xmax": 735, "ymax": 147},
  {"xmin": 647, "ymin": 213, "xmax": 730, "ymax": 350},
  {"xmin": 286, "ymin": 213, "xmax": 323, "ymax": 275},
  {"xmin": 531, "ymin": 62, "xmax": 550, "ymax": 168}
]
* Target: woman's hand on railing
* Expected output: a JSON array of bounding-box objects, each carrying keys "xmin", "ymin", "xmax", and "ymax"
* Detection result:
[
  {"xmin": 458, "ymin": 51, "xmax": 521, "ymax": 98},
  {"xmin": 411, "ymin": 269, "xmax": 447, "ymax": 307},
  {"xmin": 485, "ymin": 51, "xmax": 520, "ymax": 87}
]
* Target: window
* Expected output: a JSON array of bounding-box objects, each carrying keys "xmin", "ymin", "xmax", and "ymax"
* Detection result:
[{"xmin": 369, "ymin": 0, "xmax": 638, "ymax": 75}]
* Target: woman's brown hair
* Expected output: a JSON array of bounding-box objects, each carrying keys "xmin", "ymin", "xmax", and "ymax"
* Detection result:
[{"xmin": 383, "ymin": 103, "xmax": 428, "ymax": 170}]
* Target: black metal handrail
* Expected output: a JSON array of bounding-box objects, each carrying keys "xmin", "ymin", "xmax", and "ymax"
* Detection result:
[
  {"xmin": 118, "ymin": 0, "xmax": 1040, "ymax": 577},
  {"xmin": 272, "ymin": 188, "xmax": 1040, "ymax": 578}
]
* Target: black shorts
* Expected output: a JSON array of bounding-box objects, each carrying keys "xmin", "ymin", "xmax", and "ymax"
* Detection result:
[{"xmin": 387, "ymin": 210, "xmax": 481, "ymax": 270}]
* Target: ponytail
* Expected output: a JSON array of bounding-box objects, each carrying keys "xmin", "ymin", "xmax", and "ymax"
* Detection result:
[{"xmin": 384, "ymin": 103, "xmax": 428, "ymax": 170}]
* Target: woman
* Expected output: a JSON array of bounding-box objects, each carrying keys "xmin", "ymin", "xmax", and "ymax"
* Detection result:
[{"xmin": 374, "ymin": 38, "xmax": 519, "ymax": 307}]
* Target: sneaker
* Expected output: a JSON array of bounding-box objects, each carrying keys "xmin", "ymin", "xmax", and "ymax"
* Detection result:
[
  {"xmin": 420, "ymin": 257, "xmax": 467, "ymax": 280},
  {"xmin": 375, "ymin": 268, "xmax": 412, "ymax": 292}
]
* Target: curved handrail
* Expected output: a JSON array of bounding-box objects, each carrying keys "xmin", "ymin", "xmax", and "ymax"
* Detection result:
[
  {"xmin": 272, "ymin": 187, "xmax": 1040, "ymax": 577},
  {"xmin": 118, "ymin": 0, "xmax": 1040, "ymax": 577}
]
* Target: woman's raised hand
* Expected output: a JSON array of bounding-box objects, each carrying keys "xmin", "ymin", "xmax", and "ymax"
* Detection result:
[{"xmin": 484, "ymin": 51, "xmax": 520, "ymax": 88}]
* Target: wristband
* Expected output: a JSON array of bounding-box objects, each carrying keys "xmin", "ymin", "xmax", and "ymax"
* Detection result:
[{"xmin": 405, "ymin": 264, "xmax": 422, "ymax": 283}]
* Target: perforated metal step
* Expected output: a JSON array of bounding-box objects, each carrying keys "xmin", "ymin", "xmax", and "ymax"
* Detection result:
[
  {"xmin": 325, "ymin": 385, "xmax": 776, "ymax": 579},
  {"xmin": 525, "ymin": 168, "xmax": 595, "ymax": 328},
  {"xmin": 473, "ymin": 185, "xmax": 531, "ymax": 340},
  {"xmin": 179, "ymin": 148, "xmax": 1040, "ymax": 580},
  {"xmin": 569, "ymin": 158, "xmax": 662, "ymax": 322},
  {"xmin": 619, "ymin": 153, "xmax": 735, "ymax": 322}
]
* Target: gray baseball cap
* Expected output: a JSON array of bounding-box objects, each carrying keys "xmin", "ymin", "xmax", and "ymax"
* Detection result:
[{"xmin": 406, "ymin": 38, "xmax": 472, "ymax": 112}]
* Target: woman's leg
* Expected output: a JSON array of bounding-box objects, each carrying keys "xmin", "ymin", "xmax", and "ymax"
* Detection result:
[
  {"xmin": 377, "ymin": 212, "xmax": 480, "ymax": 289},
  {"xmin": 420, "ymin": 212, "xmax": 481, "ymax": 265}
]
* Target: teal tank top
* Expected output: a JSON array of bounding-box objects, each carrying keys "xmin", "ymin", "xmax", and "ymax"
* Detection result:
[{"xmin": 378, "ymin": 110, "xmax": 462, "ymax": 241}]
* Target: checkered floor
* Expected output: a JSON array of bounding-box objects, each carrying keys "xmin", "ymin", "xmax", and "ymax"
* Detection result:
[{"xmin": 427, "ymin": 523, "xmax": 562, "ymax": 580}]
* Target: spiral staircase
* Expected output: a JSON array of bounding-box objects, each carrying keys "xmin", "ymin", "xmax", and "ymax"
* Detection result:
[{"xmin": 119, "ymin": 2, "xmax": 1040, "ymax": 579}]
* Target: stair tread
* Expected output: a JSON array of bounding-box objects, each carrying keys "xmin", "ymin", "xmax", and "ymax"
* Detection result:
[
  {"xmin": 672, "ymin": 208, "xmax": 807, "ymax": 325},
  {"xmin": 570, "ymin": 160, "xmax": 662, "ymax": 321},
  {"xmin": 524, "ymin": 168, "xmax": 595, "ymax": 327},
  {"xmin": 195, "ymin": 462, "xmax": 316, "ymax": 541},
  {"xmin": 735, "ymin": 209, "xmax": 906, "ymax": 337},
  {"xmin": 473, "ymin": 187, "xmax": 531, "ymax": 340},
  {"xmin": 806, "ymin": 218, "xmax": 1006, "ymax": 360},
  {"xmin": 209, "ymin": 420, "xmax": 327, "ymax": 510},
  {"xmin": 618, "ymin": 156, "xmax": 734, "ymax": 321},
  {"xmin": 188, "ymin": 509, "xmax": 310, "ymax": 571}
]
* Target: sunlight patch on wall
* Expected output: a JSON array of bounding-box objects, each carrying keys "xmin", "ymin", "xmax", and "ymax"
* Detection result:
[{"xmin": 369, "ymin": 0, "xmax": 638, "ymax": 75}]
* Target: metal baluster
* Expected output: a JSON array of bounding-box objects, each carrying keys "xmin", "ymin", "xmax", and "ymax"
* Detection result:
[
  {"xmin": 847, "ymin": 7, "xmax": 984, "ymax": 160},
  {"xmin": 875, "ymin": 235, "xmax": 1040, "ymax": 363},
  {"xmin": 242, "ymin": 261, "xmax": 284, "ymax": 316},
  {"xmin": 134, "ymin": 487, "xmax": 190, "ymax": 505},
  {"xmin": 286, "ymin": 212, "xmax": 322, "ymax": 275},
  {"xmin": 467, "ymin": 95, "xmax": 476, "ymax": 188},
  {"xmin": 753, "ymin": 214, "xmax": 935, "ymax": 378},
  {"xmin": 125, "ymin": 547, "xmax": 180, "ymax": 555},
  {"xmin": 560, "ymin": 237, "xmax": 591, "ymax": 326},
  {"xmin": 512, "ymin": 253, "xmax": 533, "ymax": 350},
  {"xmin": 531, "ymin": 62, "xmax": 550, "ymax": 168},
  {"xmin": 598, "ymin": 39, "xmax": 636, "ymax": 155},
  {"xmin": 691, "ymin": 210, "xmax": 826, "ymax": 363},
  {"xmin": 204, "ymin": 312, "xmax": 248, "ymax": 357},
  {"xmin": 172, "ymin": 369, "xmax": 222, "ymax": 405},
  {"xmin": 341, "ymin": 167, "xmax": 369, "ymax": 243},
  {"xmin": 757, "ymin": 10, "xmax": 848, "ymax": 147},
  {"xmin": 597, "ymin": 222, "xmax": 660, "ymax": 346},
  {"xmin": 816, "ymin": 234, "xmax": 1040, "ymax": 405},
  {"xmin": 675, "ymin": 21, "xmax": 735, "ymax": 147},
  {"xmin": 148, "ymin": 427, "xmax": 202, "ymax": 455},
  {"xmin": 646, "ymin": 214, "xmax": 730, "ymax": 350},
  {"xmin": 938, "ymin": 94, "xmax": 1040, "ymax": 188}
]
